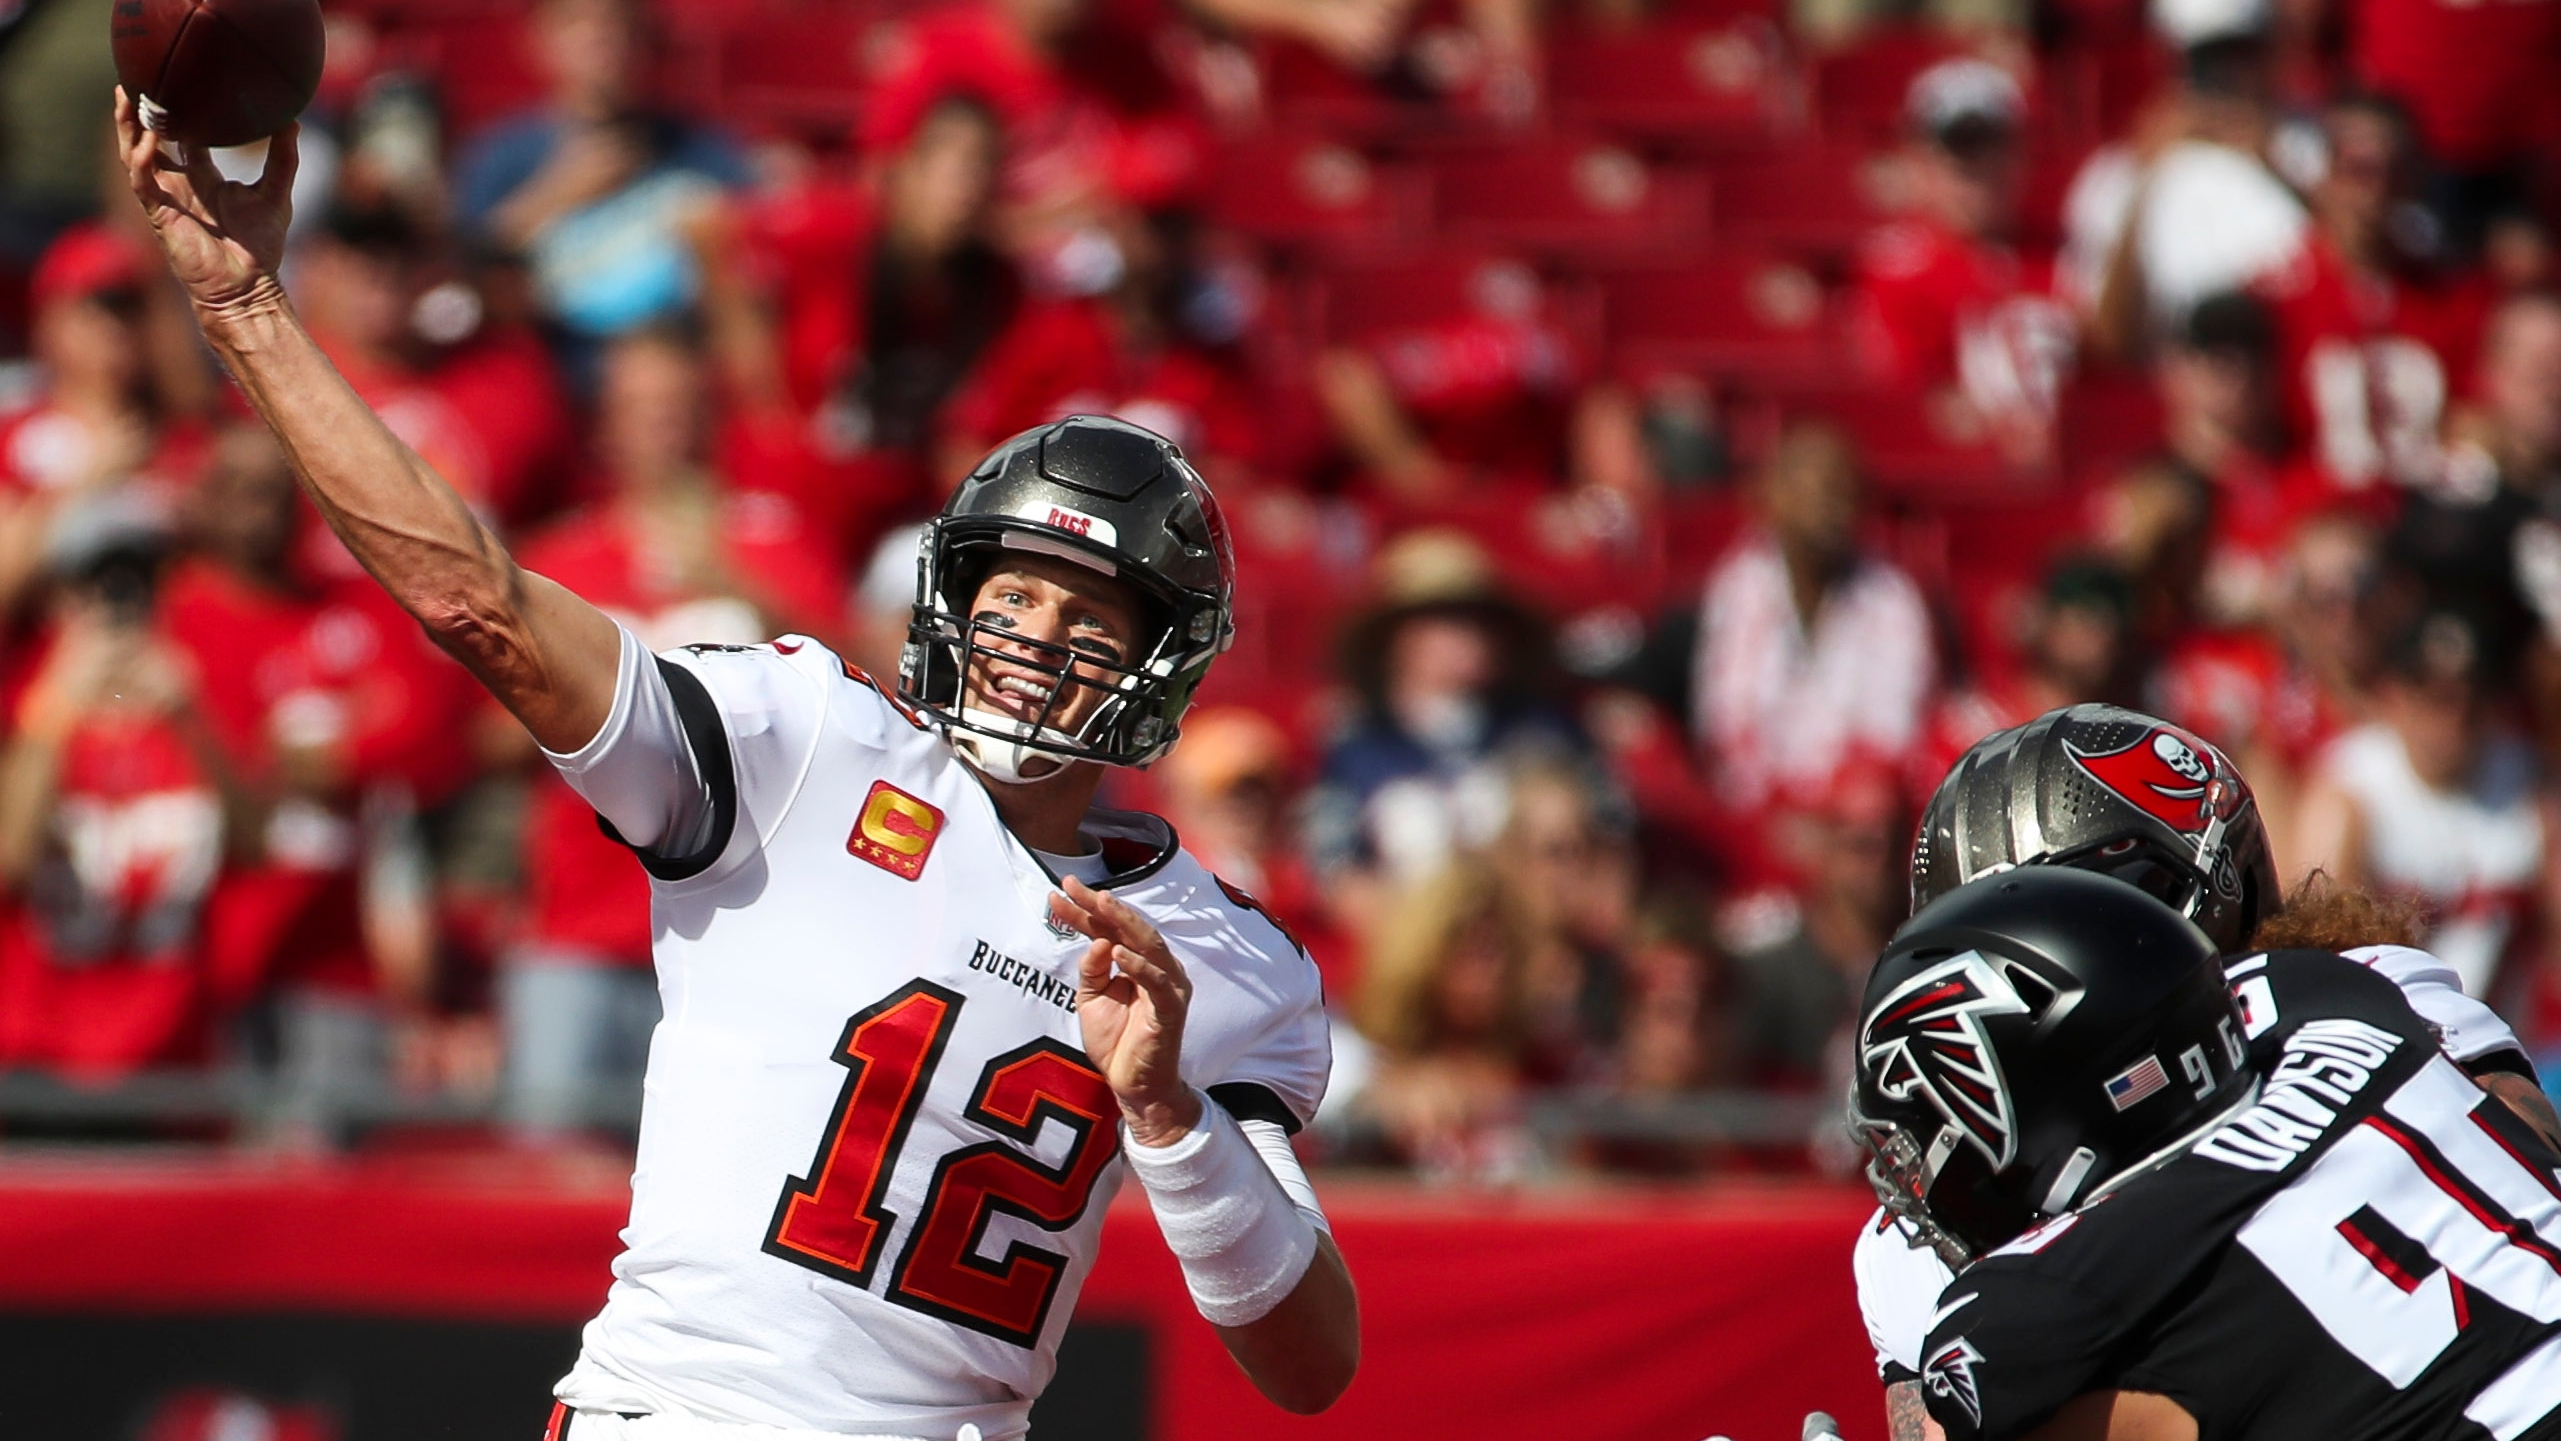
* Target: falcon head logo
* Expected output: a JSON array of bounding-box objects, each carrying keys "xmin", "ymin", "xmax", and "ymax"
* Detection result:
[
  {"xmin": 1924, "ymin": 1337, "xmax": 1987, "ymax": 1427},
  {"xmin": 2063, "ymin": 725, "xmax": 2246, "ymax": 836},
  {"xmin": 1860, "ymin": 952, "xmax": 2031, "ymax": 1172}
]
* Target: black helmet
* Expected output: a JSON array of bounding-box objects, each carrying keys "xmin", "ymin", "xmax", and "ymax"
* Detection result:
[
  {"xmin": 901, "ymin": 416, "xmax": 1235, "ymax": 781},
  {"xmin": 1851, "ymin": 867, "xmax": 2252, "ymax": 1263},
  {"xmin": 1911, "ymin": 704, "xmax": 2278, "ymax": 953}
]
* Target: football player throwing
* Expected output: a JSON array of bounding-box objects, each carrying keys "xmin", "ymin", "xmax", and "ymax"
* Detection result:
[{"xmin": 115, "ymin": 101, "xmax": 1358, "ymax": 1439}]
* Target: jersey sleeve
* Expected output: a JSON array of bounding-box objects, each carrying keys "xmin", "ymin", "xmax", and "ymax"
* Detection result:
[
  {"xmin": 612, "ymin": 635, "xmax": 846, "ymax": 885},
  {"xmin": 1162, "ymin": 881, "xmax": 1333, "ymax": 1133},
  {"xmin": 1919, "ymin": 1265, "xmax": 2126, "ymax": 1441},
  {"xmin": 542, "ymin": 624, "xmax": 723, "ymax": 864},
  {"xmin": 1853, "ymin": 1207, "xmax": 1956, "ymax": 1382},
  {"xmin": 2338, "ymin": 943, "xmax": 2526, "ymax": 1068}
]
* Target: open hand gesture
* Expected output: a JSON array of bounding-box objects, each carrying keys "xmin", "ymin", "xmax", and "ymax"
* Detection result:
[
  {"xmin": 1054, "ymin": 875, "xmax": 1203, "ymax": 1146},
  {"xmin": 113, "ymin": 87, "xmax": 299, "ymax": 319}
]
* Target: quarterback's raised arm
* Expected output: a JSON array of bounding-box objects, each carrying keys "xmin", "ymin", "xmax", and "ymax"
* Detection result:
[{"xmin": 114, "ymin": 94, "xmax": 619, "ymax": 754}]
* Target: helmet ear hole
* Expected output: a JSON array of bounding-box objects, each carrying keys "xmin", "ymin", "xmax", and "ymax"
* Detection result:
[{"xmin": 2003, "ymin": 962, "xmax": 2061, "ymax": 1021}]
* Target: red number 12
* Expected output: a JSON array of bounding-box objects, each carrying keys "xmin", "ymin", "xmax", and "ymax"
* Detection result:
[{"xmin": 763, "ymin": 980, "xmax": 1119, "ymax": 1347}]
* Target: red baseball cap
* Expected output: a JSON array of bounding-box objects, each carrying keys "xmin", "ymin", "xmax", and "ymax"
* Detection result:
[{"xmin": 31, "ymin": 224, "xmax": 148, "ymax": 312}]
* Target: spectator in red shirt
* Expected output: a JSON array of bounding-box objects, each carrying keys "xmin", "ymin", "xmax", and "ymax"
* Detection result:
[
  {"xmin": 712, "ymin": 96, "xmax": 1018, "ymax": 561},
  {"xmin": 503, "ymin": 326, "xmax": 841, "ymax": 1138},
  {"xmin": 1917, "ymin": 558, "xmax": 2139, "ymax": 790},
  {"xmin": 290, "ymin": 204, "xmax": 573, "ymax": 536},
  {"xmin": 0, "ymin": 226, "xmax": 206, "ymax": 627},
  {"xmin": 2346, "ymin": 0, "xmax": 2561, "ymax": 253},
  {"xmin": 2129, "ymin": 291, "xmax": 2348, "ymax": 632},
  {"xmin": 1312, "ymin": 256, "xmax": 1583, "ymax": 505},
  {"xmin": 941, "ymin": 208, "xmax": 1262, "ymax": 488},
  {"xmin": 2254, "ymin": 94, "xmax": 2492, "ymax": 493},
  {"xmin": 1851, "ymin": 59, "xmax": 2077, "ymax": 467},
  {"xmin": 0, "ymin": 498, "xmax": 231, "ymax": 1084}
]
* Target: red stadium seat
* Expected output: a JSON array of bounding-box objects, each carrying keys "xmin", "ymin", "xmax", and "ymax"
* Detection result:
[
  {"xmin": 1597, "ymin": 254, "xmax": 1843, "ymax": 386},
  {"xmin": 713, "ymin": 10, "xmax": 880, "ymax": 136},
  {"xmin": 1712, "ymin": 141, "xmax": 1910, "ymax": 259},
  {"xmin": 1745, "ymin": 383, "xmax": 2044, "ymax": 501},
  {"xmin": 1202, "ymin": 135, "xmax": 1425, "ymax": 256},
  {"xmin": 1546, "ymin": 17, "xmax": 1792, "ymax": 151},
  {"xmin": 1426, "ymin": 140, "xmax": 1709, "ymax": 260},
  {"xmin": 1311, "ymin": 251, "xmax": 1592, "ymax": 348},
  {"xmin": 1809, "ymin": 27, "xmax": 1979, "ymax": 142}
]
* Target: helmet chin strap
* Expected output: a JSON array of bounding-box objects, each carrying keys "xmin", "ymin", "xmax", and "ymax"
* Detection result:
[{"xmin": 950, "ymin": 706, "xmax": 1083, "ymax": 786}]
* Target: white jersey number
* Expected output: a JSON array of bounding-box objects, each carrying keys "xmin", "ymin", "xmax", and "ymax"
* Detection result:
[
  {"xmin": 2238, "ymin": 1065, "xmax": 2561, "ymax": 1389},
  {"xmin": 762, "ymin": 980, "xmax": 1118, "ymax": 1347}
]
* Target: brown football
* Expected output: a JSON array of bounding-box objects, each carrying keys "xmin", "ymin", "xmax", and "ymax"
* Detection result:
[{"xmin": 111, "ymin": 0, "xmax": 325, "ymax": 149}]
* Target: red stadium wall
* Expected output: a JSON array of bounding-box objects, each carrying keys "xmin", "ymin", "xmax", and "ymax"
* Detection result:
[{"xmin": 0, "ymin": 1158, "xmax": 1885, "ymax": 1441}]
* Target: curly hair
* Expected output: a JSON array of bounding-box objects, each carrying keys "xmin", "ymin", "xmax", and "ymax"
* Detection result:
[{"xmin": 2246, "ymin": 871, "xmax": 2430, "ymax": 953}]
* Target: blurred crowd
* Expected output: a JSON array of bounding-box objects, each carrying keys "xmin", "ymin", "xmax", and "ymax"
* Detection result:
[{"xmin": 0, "ymin": 0, "xmax": 2558, "ymax": 1175}]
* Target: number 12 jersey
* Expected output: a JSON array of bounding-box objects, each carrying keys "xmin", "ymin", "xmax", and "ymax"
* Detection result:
[{"xmin": 550, "ymin": 636, "xmax": 1330, "ymax": 1439}]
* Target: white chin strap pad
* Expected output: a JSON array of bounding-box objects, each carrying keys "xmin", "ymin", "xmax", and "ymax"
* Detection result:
[{"xmin": 951, "ymin": 706, "xmax": 1079, "ymax": 784}]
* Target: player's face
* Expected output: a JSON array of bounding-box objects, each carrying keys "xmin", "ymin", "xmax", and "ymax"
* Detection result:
[{"xmin": 962, "ymin": 555, "xmax": 1146, "ymax": 738}]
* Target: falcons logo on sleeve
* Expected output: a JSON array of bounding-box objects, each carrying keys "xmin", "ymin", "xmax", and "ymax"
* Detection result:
[
  {"xmin": 1924, "ymin": 1336, "xmax": 1987, "ymax": 1427},
  {"xmin": 1860, "ymin": 952, "xmax": 2031, "ymax": 1170},
  {"xmin": 2062, "ymin": 725, "xmax": 2246, "ymax": 835}
]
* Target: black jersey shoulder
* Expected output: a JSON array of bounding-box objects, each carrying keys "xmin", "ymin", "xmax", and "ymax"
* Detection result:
[{"xmin": 1918, "ymin": 951, "xmax": 2444, "ymax": 1441}]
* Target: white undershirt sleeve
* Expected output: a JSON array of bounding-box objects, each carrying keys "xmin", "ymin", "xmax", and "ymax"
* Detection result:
[
  {"xmin": 1241, "ymin": 1118, "xmax": 1331, "ymax": 1236},
  {"xmin": 541, "ymin": 625, "xmax": 719, "ymax": 859}
]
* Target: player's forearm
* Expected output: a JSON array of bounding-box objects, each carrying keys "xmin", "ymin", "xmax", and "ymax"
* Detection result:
[
  {"xmin": 1213, "ymin": 1235, "xmax": 1360, "ymax": 1414},
  {"xmin": 1886, "ymin": 1378, "xmax": 1946, "ymax": 1441},
  {"xmin": 194, "ymin": 295, "xmax": 617, "ymax": 750}
]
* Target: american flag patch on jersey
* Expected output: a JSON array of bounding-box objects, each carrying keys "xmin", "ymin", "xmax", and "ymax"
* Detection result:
[{"xmin": 2105, "ymin": 1055, "xmax": 2170, "ymax": 1111}]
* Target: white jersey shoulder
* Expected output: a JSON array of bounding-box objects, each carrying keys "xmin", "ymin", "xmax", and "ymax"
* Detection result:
[
  {"xmin": 1853, "ymin": 1206, "xmax": 1957, "ymax": 1379},
  {"xmin": 562, "ymin": 634, "xmax": 1329, "ymax": 1438}
]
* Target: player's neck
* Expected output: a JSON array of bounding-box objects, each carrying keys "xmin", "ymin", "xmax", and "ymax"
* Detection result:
[{"xmin": 974, "ymin": 759, "xmax": 1109, "ymax": 857}]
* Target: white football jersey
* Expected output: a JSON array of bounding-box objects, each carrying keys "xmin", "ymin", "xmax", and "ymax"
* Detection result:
[
  {"xmin": 1852, "ymin": 942, "xmax": 2527, "ymax": 1381},
  {"xmin": 552, "ymin": 637, "xmax": 1330, "ymax": 1439}
]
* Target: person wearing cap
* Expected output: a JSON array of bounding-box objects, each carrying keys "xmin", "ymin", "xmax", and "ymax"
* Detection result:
[
  {"xmin": 2059, "ymin": 0, "xmax": 2309, "ymax": 356},
  {"xmin": 2292, "ymin": 609, "xmax": 2547, "ymax": 1001},
  {"xmin": 1848, "ymin": 58, "xmax": 2076, "ymax": 466},
  {"xmin": 1302, "ymin": 530, "xmax": 1582, "ymax": 932},
  {"xmin": 1155, "ymin": 707, "xmax": 1342, "ymax": 991},
  {"xmin": 0, "ymin": 224, "xmax": 207, "ymax": 626}
]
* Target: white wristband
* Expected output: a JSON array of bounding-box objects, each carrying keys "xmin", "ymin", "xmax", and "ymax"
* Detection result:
[{"xmin": 1124, "ymin": 1088, "xmax": 1322, "ymax": 1327}]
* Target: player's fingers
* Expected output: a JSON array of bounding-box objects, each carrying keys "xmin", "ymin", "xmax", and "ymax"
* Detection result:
[
  {"xmin": 1074, "ymin": 937, "xmax": 1115, "ymax": 994},
  {"xmin": 1065, "ymin": 875, "xmax": 1162, "ymax": 951},
  {"xmin": 113, "ymin": 91, "xmax": 166, "ymax": 202},
  {"xmin": 1108, "ymin": 943, "xmax": 1190, "ymax": 1013},
  {"xmin": 258, "ymin": 122, "xmax": 301, "ymax": 200}
]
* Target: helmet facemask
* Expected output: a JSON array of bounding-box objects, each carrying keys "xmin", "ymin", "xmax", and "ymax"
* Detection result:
[{"xmin": 903, "ymin": 524, "xmax": 1223, "ymax": 782}]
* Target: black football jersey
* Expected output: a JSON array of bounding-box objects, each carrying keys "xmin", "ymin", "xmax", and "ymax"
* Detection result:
[{"xmin": 1918, "ymin": 951, "xmax": 2561, "ymax": 1441}]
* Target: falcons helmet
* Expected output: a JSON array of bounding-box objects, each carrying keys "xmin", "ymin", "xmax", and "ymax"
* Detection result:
[
  {"xmin": 1852, "ymin": 867, "xmax": 2252, "ymax": 1263},
  {"xmin": 1910, "ymin": 704, "xmax": 2279, "ymax": 953},
  {"xmin": 901, "ymin": 416, "xmax": 1236, "ymax": 784}
]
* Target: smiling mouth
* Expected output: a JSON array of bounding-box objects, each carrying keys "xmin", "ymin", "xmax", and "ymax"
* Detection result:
[{"xmin": 978, "ymin": 670, "xmax": 1062, "ymax": 723}]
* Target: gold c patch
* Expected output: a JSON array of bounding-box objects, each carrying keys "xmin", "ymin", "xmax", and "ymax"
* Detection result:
[{"xmin": 848, "ymin": 780, "xmax": 945, "ymax": 881}]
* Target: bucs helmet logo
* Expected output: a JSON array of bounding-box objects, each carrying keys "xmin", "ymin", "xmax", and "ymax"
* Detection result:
[
  {"xmin": 2063, "ymin": 725, "xmax": 2245, "ymax": 836},
  {"xmin": 1860, "ymin": 952, "xmax": 2030, "ymax": 1171}
]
